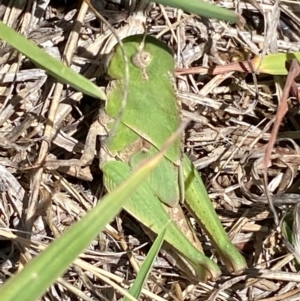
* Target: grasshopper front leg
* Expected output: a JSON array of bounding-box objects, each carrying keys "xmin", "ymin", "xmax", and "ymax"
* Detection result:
[
  {"xmin": 37, "ymin": 116, "xmax": 103, "ymax": 181},
  {"xmin": 183, "ymin": 155, "xmax": 247, "ymax": 273}
]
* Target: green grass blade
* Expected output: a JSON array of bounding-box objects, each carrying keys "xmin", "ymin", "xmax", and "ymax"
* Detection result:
[
  {"xmin": 0, "ymin": 142, "xmax": 172, "ymax": 301},
  {"xmin": 252, "ymin": 52, "xmax": 300, "ymax": 75},
  {"xmin": 123, "ymin": 224, "xmax": 168, "ymax": 301},
  {"xmin": 151, "ymin": 0, "xmax": 239, "ymax": 23},
  {"xmin": 0, "ymin": 21, "xmax": 106, "ymax": 100}
]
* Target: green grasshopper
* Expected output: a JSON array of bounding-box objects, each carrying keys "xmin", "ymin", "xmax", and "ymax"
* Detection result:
[{"xmin": 100, "ymin": 34, "xmax": 247, "ymax": 281}]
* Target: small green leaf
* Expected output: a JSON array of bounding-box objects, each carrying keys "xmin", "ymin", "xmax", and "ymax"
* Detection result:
[{"xmin": 253, "ymin": 52, "xmax": 300, "ymax": 75}]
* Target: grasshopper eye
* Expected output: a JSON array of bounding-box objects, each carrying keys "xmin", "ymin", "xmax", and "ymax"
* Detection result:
[{"xmin": 131, "ymin": 50, "xmax": 152, "ymax": 69}]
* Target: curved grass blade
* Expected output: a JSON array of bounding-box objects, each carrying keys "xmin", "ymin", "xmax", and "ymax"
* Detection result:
[
  {"xmin": 0, "ymin": 126, "xmax": 179, "ymax": 301},
  {"xmin": 0, "ymin": 21, "xmax": 106, "ymax": 100}
]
